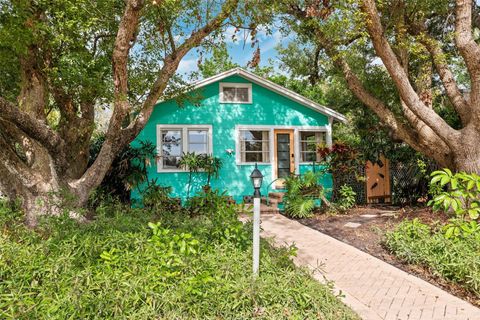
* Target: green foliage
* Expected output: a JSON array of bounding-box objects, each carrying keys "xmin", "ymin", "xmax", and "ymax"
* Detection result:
[
  {"xmin": 428, "ymin": 169, "xmax": 480, "ymax": 239},
  {"xmin": 203, "ymin": 155, "xmax": 223, "ymax": 186},
  {"xmin": 179, "ymin": 153, "xmax": 223, "ymax": 197},
  {"xmin": 0, "ymin": 199, "xmax": 358, "ymax": 319},
  {"xmin": 336, "ymin": 185, "xmax": 356, "ymax": 211},
  {"xmin": 89, "ymin": 135, "xmax": 156, "ymax": 203},
  {"xmin": 185, "ymin": 189, "xmax": 249, "ymax": 248},
  {"xmin": 385, "ymin": 219, "xmax": 480, "ymax": 297},
  {"xmin": 142, "ymin": 183, "xmax": 183, "ymax": 214},
  {"xmin": 429, "ymin": 169, "xmax": 480, "ymax": 219},
  {"xmin": 285, "ymin": 197, "xmax": 316, "ymax": 219},
  {"xmin": 284, "ymin": 171, "xmax": 326, "ymax": 219},
  {"xmin": 318, "ymin": 143, "xmax": 363, "ymax": 177},
  {"xmin": 197, "ymin": 44, "xmax": 239, "ymax": 78}
]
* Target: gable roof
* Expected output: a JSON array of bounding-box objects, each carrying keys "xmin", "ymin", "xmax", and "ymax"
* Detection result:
[{"xmin": 190, "ymin": 67, "xmax": 347, "ymax": 123}]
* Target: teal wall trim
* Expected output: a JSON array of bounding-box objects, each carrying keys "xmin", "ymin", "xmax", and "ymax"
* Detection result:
[{"xmin": 131, "ymin": 74, "xmax": 333, "ymax": 203}]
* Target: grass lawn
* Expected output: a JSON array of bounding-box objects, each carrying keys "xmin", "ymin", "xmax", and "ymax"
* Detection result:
[{"xmin": 0, "ymin": 199, "xmax": 359, "ymax": 319}]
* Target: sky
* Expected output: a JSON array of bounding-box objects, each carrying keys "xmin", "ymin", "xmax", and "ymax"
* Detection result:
[{"xmin": 176, "ymin": 25, "xmax": 291, "ymax": 78}]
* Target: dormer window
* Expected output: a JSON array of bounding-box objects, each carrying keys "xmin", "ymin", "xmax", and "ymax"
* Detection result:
[{"xmin": 219, "ymin": 83, "xmax": 252, "ymax": 103}]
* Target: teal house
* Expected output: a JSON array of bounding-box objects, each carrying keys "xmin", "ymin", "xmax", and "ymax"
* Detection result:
[{"xmin": 131, "ymin": 68, "xmax": 346, "ymax": 203}]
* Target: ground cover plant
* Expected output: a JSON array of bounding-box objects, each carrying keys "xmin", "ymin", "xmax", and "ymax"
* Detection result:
[
  {"xmin": 385, "ymin": 169, "xmax": 480, "ymax": 299},
  {"xmin": 385, "ymin": 219, "xmax": 480, "ymax": 298},
  {"xmin": 0, "ymin": 194, "xmax": 359, "ymax": 319}
]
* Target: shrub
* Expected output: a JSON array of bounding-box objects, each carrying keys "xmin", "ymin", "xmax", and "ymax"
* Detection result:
[
  {"xmin": 89, "ymin": 135, "xmax": 156, "ymax": 203},
  {"xmin": 385, "ymin": 219, "xmax": 480, "ymax": 297},
  {"xmin": 142, "ymin": 183, "xmax": 183, "ymax": 214},
  {"xmin": 428, "ymin": 169, "xmax": 480, "ymax": 239},
  {"xmin": 283, "ymin": 172, "xmax": 327, "ymax": 219},
  {"xmin": 0, "ymin": 199, "xmax": 358, "ymax": 319},
  {"xmin": 179, "ymin": 153, "xmax": 223, "ymax": 197},
  {"xmin": 185, "ymin": 189, "xmax": 250, "ymax": 248},
  {"xmin": 336, "ymin": 185, "xmax": 356, "ymax": 212}
]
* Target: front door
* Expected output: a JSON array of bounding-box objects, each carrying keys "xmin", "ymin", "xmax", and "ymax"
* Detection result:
[{"xmin": 274, "ymin": 129, "xmax": 294, "ymax": 187}]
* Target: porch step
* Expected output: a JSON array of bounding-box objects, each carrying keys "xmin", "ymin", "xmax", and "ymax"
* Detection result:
[
  {"xmin": 268, "ymin": 192, "xmax": 286, "ymax": 202},
  {"xmin": 244, "ymin": 203, "xmax": 280, "ymax": 214},
  {"xmin": 261, "ymin": 203, "xmax": 280, "ymax": 213}
]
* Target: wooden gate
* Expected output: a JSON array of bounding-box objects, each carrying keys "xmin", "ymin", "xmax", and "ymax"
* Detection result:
[{"xmin": 366, "ymin": 155, "xmax": 391, "ymax": 204}]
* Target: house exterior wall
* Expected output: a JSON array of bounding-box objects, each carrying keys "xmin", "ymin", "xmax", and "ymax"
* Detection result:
[{"xmin": 131, "ymin": 75, "xmax": 333, "ymax": 203}]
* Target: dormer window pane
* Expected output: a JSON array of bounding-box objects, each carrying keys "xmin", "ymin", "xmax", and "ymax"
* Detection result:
[
  {"xmin": 236, "ymin": 87, "xmax": 249, "ymax": 102},
  {"xmin": 223, "ymin": 87, "xmax": 236, "ymax": 101},
  {"xmin": 220, "ymin": 83, "xmax": 252, "ymax": 103}
]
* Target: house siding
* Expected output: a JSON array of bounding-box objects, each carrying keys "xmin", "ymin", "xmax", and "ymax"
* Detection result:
[{"xmin": 131, "ymin": 75, "xmax": 332, "ymax": 203}]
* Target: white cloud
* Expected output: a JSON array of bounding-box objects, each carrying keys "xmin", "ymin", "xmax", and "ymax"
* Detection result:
[
  {"xmin": 260, "ymin": 29, "xmax": 283, "ymax": 53},
  {"xmin": 177, "ymin": 57, "xmax": 198, "ymax": 75}
]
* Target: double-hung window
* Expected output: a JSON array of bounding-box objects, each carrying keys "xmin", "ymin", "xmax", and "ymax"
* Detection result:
[
  {"xmin": 238, "ymin": 130, "xmax": 270, "ymax": 163},
  {"xmin": 157, "ymin": 125, "xmax": 212, "ymax": 171},
  {"xmin": 299, "ymin": 131, "xmax": 326, "ymax": 162}
]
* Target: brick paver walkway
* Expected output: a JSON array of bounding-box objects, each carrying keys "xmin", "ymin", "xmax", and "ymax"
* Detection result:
[{"xmin": 260, "ymin": 214, "xmax": 480, "ymax": 320}]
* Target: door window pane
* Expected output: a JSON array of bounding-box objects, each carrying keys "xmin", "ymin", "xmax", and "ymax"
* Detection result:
[{"xmin": 277, "ymin": 133, "xmax": 291, "ymax": 178}]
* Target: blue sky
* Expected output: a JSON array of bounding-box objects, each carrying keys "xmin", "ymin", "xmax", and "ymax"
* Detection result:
[{"xmin": 177, "ymin": 26, "xmax": 290, "ymax": 78}]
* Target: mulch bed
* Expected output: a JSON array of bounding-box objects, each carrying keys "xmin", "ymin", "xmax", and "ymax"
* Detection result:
[{"xmin": 295, "ymin": 206, "xmax": 480, "ymax": 308}]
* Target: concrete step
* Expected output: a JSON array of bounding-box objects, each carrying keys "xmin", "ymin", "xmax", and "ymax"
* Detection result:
[
  {"xmin": 268, "ymin": 192, "xmax": 286, "ymax": 201},
  {"xmin": 261, "ymin": 197, "xmax": 280, "ymax": 206},
  {"xmin": 244, "ymin": 203, "xmax": 280, "ymax": 214},
  {"xmin": 261, "ymin": 203, "xmax": 280, "ymax": 213}
]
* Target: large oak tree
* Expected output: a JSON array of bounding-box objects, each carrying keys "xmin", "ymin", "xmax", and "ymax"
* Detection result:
[
  {"xmin": 0, "ymin": 0, "xmax": 243, "ymax": 225},
  {"xmin": 277, "ymin": 0, "xmax": 480, "ymax": 173}
]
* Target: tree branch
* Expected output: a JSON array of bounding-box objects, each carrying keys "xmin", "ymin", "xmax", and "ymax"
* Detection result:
[
  {"xmin": 0, "ymin": 97, "xmax": 65, "ymax": 157},
  {"xmin": 416, "ymin": 31, "xmax": 471, "ymax": 124},
  {"xmin": 361, "ymin": 0, "xmax": 460, "ymax": 146},
  {"xmin": 69, "ymin": 0, "xmax": 145, "ymax": 196},
  {"xmin": 72, "ymin": 0, "xmax": 239, "ymax": 201},
  {"xmin": 284, "ymin": 2, "xmax": 453, "ymax": 166},
  {"xmin": 166, "ymin": 24, "xmax": 177, "ymax": 56},
  {"xmin": 454, "ymin": 0, "xmax": 480, "ymax": 118},
  {"xmin": 319, "ymin": 35, "xmax": 452, "ymax": 167},
  {"xmin": 126, "ymin": 0, "xmax": 240, "ymax": 138}
]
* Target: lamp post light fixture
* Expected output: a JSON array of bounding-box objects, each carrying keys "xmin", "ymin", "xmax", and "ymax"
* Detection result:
[{"xmin": 250, "ymin": 163, "xmax": 263, "ymax": 275}]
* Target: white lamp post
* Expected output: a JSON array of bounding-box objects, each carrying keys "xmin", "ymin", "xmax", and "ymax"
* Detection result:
[{"xmin": 250, "ymin": 163, "xmax": 263, "ymax": 275}]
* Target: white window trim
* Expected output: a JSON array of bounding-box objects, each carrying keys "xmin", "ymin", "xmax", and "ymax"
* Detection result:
[
  {"xmin": 235, "ymin": 125, "xmax": 331, "ymax": 183},
  {"xmin": 235, "ymin": 127, "xmax": 272, "ymax": 166},
  {"xmin": 156, "ymin": 124, "xmax": 213, "ymax": 173},
  {"xmin": 219, "ymin": 82, "xmax": 252, "ymax": 104},
  {"xmin": 298, "ymin": 129, "xmax": 328, "ymax": 164}
]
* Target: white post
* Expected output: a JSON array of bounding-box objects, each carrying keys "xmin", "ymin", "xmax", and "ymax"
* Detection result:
[
  {"xmin": 326, "ymin": 117, "xmax": 333, "ymax": 147},
  {"xmin": 252, "ymin": 197, "xmax": 260, "ymax": 275}
]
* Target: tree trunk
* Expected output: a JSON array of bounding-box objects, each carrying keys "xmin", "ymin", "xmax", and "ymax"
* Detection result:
[{"xmin": 452, "ymin": 128, "xmax": 480, "ymax": 173}]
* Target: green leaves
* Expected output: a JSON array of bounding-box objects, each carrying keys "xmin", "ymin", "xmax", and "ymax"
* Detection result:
[
  {"xmin": 337, "ymin": 184, "xmax": 356, "ymax": 211},
  {"xmin": 0, "ymin": 198, "xmax": 359, "ymax": 319},
  {"xmin": 385, "ymin": 218, "xmax": 480, "ymax": 297},
  {"xmin": 429, "ymin": 169, "xmax": 480, "ymax": 238},
  {"xmin": 284, "ymin": 171, "xmax": 327, "ymax": 218}
]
